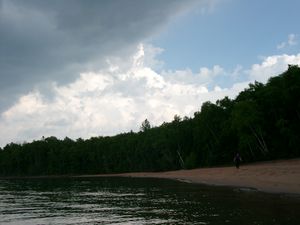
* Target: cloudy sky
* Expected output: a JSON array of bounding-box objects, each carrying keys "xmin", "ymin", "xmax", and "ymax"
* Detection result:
[{"xmin": 1, "ymin": 0, "xmax": 300, "ymax": 146}]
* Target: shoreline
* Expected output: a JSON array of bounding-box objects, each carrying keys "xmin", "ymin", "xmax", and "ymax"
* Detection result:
[
  {"xmin": 1, "ymin": 159, "xmax": 300, "ymax": 195},
  {"xmin": 76, "ymin": 158, "xmax": 300, "ymax": 195}
]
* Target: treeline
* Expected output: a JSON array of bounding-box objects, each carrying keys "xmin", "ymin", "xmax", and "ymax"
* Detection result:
[{"xmin": 0, "ymin": 65, "xmax": 300, "ymax": 176}]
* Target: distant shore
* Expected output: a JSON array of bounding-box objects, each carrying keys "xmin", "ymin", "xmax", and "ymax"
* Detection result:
[
  {"xmin": 1, "ymin": 159, "xmax": 300, "ymax": 195},
  {"xmin": 77, "ymin": 159, "xmax": 300, "ymax": 195}
]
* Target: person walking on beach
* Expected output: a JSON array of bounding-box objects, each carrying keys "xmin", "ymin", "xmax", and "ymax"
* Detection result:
[{"xmin": 233, "ymin": 153, "xmax": 242, "ymax": 169}]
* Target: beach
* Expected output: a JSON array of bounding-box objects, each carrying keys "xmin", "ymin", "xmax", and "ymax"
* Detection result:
[
  {"xmin": 2, "ymin": 159, "xmax": 299, "ymax": 195},
  {"xmin": 81, "ymin": 159, "xmax": 300, "ymax": 194}
]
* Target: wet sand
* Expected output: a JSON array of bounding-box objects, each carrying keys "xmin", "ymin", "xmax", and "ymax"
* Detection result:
[{"xmin": 80, "ymin": 159, "xmax": 300, "ymax": 194}]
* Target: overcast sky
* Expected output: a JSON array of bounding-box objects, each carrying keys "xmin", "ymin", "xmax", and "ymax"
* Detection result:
[{"xmin": 1, "ymin": 0, "xmax": 300, "ymax": 147}]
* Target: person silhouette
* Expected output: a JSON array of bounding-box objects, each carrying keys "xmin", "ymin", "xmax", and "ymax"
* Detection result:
[{"xmin": 233, "ymin": 153, "xmax": 242, "ymax": 169}]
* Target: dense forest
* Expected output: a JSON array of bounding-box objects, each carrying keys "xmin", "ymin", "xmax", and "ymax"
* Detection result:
[{"xmin": 0, "ymin": 65, "xmax": 299, "ymax": 176}]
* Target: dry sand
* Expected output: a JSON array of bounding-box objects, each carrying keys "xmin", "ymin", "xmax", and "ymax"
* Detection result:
[{"xmin": 81, "ymin": 159, "xmax": 300, "ymax": 194}]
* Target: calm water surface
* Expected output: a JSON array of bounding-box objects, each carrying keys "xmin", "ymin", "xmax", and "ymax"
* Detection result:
[{"xmin": 0, "ymin": 177, "xmax": 299, "ymax": 225}]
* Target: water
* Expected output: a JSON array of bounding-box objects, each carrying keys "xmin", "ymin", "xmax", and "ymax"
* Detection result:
[{"xmin": 0, "ymin": 177, "xmax": 299, "ymax": 225}]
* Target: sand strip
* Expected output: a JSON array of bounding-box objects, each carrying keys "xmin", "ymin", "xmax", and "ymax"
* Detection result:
[{"xmin": 78, "ymin": 159, "xmax": 300, "ymax": 194}]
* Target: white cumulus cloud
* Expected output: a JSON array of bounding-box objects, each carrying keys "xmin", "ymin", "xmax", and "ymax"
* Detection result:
[
  {"xmin": 277, "ymin": 33, "xmax": 298, "ymax": 50},
  {"xmin": 248, "ymin": 54, "xmax": 300, "ymax": 83},
  {"xmin": 0, "ymin": 44, "xmax": 299, "ymax": 147}
]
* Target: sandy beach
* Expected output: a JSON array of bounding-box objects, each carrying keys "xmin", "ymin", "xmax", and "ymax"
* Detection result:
[{"xmin": 80, "ymin": 159, "xmax": 300, "ymax": 194}]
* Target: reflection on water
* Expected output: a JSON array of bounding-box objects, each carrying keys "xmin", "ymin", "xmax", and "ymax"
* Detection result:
[{"xmin": 0, "ymin": 177, "xmax": 299, "ymax": 225}]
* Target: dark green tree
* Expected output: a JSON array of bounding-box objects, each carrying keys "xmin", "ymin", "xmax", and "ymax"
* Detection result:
[{"xmin": 140, "ymin": 119, "xmax": 151, "ymax": 132}]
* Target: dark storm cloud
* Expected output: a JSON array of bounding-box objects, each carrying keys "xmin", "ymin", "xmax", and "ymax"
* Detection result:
[{"xmin": 0, "ymin": 0, "xmax": 198, "ymax": 111}]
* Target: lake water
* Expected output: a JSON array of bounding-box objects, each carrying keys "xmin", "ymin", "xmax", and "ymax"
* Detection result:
[{"xmin": 0, "ymin": 177, "xmax": 299, "ymax": 225}]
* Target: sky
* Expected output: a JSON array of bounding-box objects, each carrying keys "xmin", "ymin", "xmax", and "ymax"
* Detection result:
[{"xmin": 0, "ymin": 0, "xmax": 300, "ymax": 147}]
